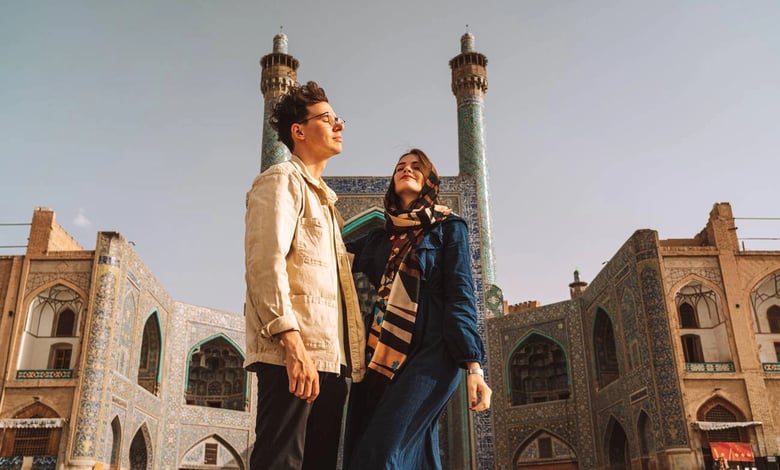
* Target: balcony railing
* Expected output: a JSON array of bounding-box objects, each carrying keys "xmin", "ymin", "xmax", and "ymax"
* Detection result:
[
  {"xmin": 685, "ymin": 362, "xmax": 735, "ymax": 373},
  {"xmin": 16, "ymin": 369, "xmax": 73, "ymax": 380},
  {"xmin": 762, "ymin": 362, "xmax": 780, "ymax": 373}
]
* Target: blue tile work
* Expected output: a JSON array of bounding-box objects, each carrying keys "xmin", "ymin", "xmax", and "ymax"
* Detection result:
[
  {"xmin": 260, "ymin": 97, "xmax": 290, "ymax": 172},
  {"xmin": 72, "ymin": 232, "xmax": 122, "ymax": 460},
  {"xmin": 326, "ymin": 175, "xmax": 495, "ymax": 469},
  {"xmin": 456, "ymin": 98, "xmax": 496, "ymax": 286},
  {"xmin": 486, "ymin": 300, "xmax": 596, "ymax": 470},
  {"xmin": 487, "ymin": 228, "xmax": 691, "ymax": 469},
  {"xmin": 60, "ymin": 229, "xmax": 254, "ymax": 469}
]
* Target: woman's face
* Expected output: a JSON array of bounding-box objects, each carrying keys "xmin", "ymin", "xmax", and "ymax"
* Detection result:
[{"xmin": 393, "ymin": 153, "xmax": 426, "ymax": 208}]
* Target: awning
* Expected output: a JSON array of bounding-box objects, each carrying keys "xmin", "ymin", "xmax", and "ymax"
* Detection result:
[
  {"xmin": 693, "ymin": 421, "xmax": 762, "ymax": 431},
  {"xmin": 0, "ymin": 418, "xmax": 66, "ymax": 429},
  {"xmin": 710, "ymin": 442, "xmax": 755, "ymax": 462}
]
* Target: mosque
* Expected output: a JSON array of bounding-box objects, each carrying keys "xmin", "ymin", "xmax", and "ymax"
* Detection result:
[{"xmin": 0, "ymin": 32, "xmax": 779, "ymax": 470}]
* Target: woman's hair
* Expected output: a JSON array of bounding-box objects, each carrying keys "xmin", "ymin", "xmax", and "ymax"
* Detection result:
[
  {"xmin": 385, "ymin": 148, "xmax": 436, "ymax": 210},
  {"xmin": 269, "ymin": 81, "xmax": 329, "ymax": 152}
]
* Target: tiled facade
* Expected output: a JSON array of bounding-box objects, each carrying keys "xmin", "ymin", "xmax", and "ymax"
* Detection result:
[
  {"xmin": 0, "ymin": 209, "xmax": 253, "ymax": 469},
  {"xmin": 488, "ymin": 203, "xmax": 780, "ymax": 470}
]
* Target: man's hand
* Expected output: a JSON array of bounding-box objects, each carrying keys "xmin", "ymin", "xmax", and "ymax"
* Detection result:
[{"xmin": 280, "ymin": 331, "xmax": 320, "ymax": 403}]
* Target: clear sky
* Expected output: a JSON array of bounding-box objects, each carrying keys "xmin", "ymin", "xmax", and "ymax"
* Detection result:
[{"xmin": 2, "ymin": 1, "xmax": 779, "ymax": 315}]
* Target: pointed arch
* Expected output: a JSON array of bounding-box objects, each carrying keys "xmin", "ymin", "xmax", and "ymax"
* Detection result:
[
  {"xmin": 110, "ymin": 416, "xmax": 122, "ymax": 469},
  {"xmin": 513, "ymin": 428, "xmax": 577, "ymax": 469},
  {"xmin": 605, "ymin": 416, "xmax": 630, "ymax": 470},
  {"xmin": 674, "ymin": 280, "xmax": 724, "ymax": 328},
  {"xmin": 185, "ymin": 334, "xmax": 247, "ymax": 410},
  {"xmin": 342, "ymin": 207, "xmax": 385, "ymax": 242},
  {"xmin": 137, "ymin": 311, "xmax": 162, "ymax": 395},
  {"xmin": 593, "ymin": 308, "xmax": 619, "ymax": 389},
  {"xmin": 129, "ymin": 423, "xmax": 153, "ymax": 470},
  {"xmin": 179, "ymin": 434, "xmax": 245, "ymax": 469},
  {"xmin": 18, "ymin": 283, "xmax": 85, "ymax": 372},
  {"xmin": 637, "ymin": 410, "xmax": 655, "ymax": 460},
  {"xmin": 696, "ymin": 397, "xmax": 748, "ymax": 445},
  {"xmin": 6, "ymin": 402, "xmax": 62, "ymax": 457},
  {"xmin": 507, "ymin": 331, "xmax": 570, "ymax": 405}
]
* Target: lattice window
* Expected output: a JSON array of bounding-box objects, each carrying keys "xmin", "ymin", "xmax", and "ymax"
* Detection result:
[
  {"xmin": 705, "ymin": 405, "xmax": 742, "ymax": 442},
  {"xmin": 50, "ymin": 346, "xmax": 72, "ymax": 369},
  {"xmin": 204, "ymin": 443, "xmax": 218, "ymax": 465},
  {"xmin": 12, "ymin": 428, "xmax": 50, "ymax": 456}
]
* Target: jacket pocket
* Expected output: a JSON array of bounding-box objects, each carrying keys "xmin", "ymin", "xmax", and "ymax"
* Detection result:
[{"xmin": 296, "ymin": 217, "xmax": 330, "ymax": 267}]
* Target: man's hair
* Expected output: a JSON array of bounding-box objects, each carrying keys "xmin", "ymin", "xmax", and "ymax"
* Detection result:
[
  {"xmin": 385, "ymin": 148, "xmax": 436, "ymax": 210},
  {"xmin": 270, "ymin": 81, "xmax": 329, "ymax": 152}
]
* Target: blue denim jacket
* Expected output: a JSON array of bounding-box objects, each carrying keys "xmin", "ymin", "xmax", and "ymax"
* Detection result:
[{"xmin": 347, "ymin": 216, "xmax": 485, "ymax": 368}]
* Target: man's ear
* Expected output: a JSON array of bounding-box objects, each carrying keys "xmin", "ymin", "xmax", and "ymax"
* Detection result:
[{"xmin": 291, "ymin": 123, "xmax": 304, "ymax": 141}]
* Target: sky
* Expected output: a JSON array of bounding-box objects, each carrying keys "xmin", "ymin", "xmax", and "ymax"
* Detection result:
[{"xmin": 2, "ymin": 1, "xmax": 779, "ymax": 315}]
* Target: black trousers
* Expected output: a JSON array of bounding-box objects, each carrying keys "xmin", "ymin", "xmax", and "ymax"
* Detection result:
[{"xmin": 250, "ymin": 363, "xmax": 348, "ymax": 470}]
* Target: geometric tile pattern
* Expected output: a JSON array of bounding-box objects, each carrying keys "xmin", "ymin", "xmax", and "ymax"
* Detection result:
[
  {"xmin": 327, "ymin": 175, "xmax": 495, "ymax": 469},
  {"xmin": 487, "ymin": 229, "xmax": 691, "ymax": 469}
]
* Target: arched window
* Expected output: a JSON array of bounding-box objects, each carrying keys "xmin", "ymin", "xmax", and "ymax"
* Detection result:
[
  {"xmin": 18, "ymin": 284, "xmax": 83, "ymax": 372},
  {"xmin": 681, "ymin": 334, "xmax": 704, "ymax": 363},
  {"xmin": 606, "ymin": 418, "xmax": 630, "ymax": 470},
  {"xmin": 676, "ymin": 283, "xmax": 722, "ymax": 328},
  {"xmin": 8, "ymin": 402, "xmax": 61, "ymax": 457},
  {"xmin": 638, "ymin": 411, "xmax": 655, "ymax": 466},
  {"xmin": 768, "ymin": 305, "xmax": 780, "ymax": 333},
  {"xmin": 186, "ymin": 336, "xmax": 247, "ymax": 411},
  {"xmin": 509, "ymin": 334, "xmax": 570, "ymax": 406},
  {"xmin": 110, "ymin": 417, "xmax": 121, "ymax": 469},
  {"xmin": 678, "ymin": 303, "xmax": 699, "ymax": 328},
  {"xmin": 513, "ymin": 431, "xmax": 577, "ymax": 469},
  {"xmin": 137, "ymin": 313, "xmax": 162, "ymax": 395},
  {"xmin": 129, "ymin": 426, "xmax": 150, "ymax": 470},
  {"xmin": 594, "ymin": 309, "xmax": 619, "ymax": 388},
  {"xmin": 54, "ymin": 308, "xmax": 75, "ymax": 336},
  {"xmin": 703, "ymin": 405, "xmax": 743, "ymax": 443},
  {"xmin": 179, "ymin": 435, "xmax": 245, "ymax": 469}
]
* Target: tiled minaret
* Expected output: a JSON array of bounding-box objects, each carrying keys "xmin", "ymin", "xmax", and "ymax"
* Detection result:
[
  {"xmin": 259, "ymin": 33, "xmax": 299, "ymax": 172},
  {"xmin": 449, "ymin": 32, "xmax": 496, "ymax": 285}
]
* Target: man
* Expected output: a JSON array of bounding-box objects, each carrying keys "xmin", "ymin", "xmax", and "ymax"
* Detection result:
[{"xmin": 244, "ymin": 81, "xmax": 366, "ymax": 470}]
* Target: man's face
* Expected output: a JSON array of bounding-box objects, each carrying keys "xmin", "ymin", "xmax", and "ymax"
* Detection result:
[{"xmin": 297, "ymin": 101, "xmax": 344, "ymax": 158}]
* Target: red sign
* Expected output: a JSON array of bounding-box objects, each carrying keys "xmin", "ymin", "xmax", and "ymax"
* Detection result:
[{"xmin": 710, "ymin": 442, "xmax": 754, "ymax": 462}]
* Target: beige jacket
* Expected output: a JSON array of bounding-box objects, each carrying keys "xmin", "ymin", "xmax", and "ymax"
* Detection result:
[{"xmin": 243, "ymin": 156, "xmax": 365, "ymax": 382}]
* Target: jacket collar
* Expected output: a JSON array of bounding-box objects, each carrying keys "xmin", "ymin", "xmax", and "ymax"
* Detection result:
[{"xmin": 290, "ymin": 155, "xmax": 338, "ymax": 204}]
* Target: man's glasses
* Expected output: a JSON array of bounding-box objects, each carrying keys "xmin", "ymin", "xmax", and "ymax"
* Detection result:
[{"xmin": 299, "ymin": 111, "xmax": 346, "ymax": 127}]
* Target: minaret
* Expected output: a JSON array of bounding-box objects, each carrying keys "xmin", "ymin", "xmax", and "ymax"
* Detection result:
[
  {"xmin": 449, "ymin": 32, "xmax": 496, "ymax": 284},
  {"xmin": 259, "ymin": 32, "xmax": 299, "ymax": 172},
  {"xmin": 569, "ymin": 269, "xmax": 588, "ymax": 299}
]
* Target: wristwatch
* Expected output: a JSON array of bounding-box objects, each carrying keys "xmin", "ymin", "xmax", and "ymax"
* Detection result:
[{"xmin": 467, "ymin": 367, "xmax": 484, "ymax": 376}]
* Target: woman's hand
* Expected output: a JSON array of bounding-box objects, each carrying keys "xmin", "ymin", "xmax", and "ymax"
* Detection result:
[{"xmin": 465, "ymin": 363, "xmax": 492, "ymax": 412}]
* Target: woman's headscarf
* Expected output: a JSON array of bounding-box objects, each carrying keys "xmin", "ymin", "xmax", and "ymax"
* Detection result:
[{"xmin": 365, "ymin": 153, "xmax": 452, "ymax": 380}]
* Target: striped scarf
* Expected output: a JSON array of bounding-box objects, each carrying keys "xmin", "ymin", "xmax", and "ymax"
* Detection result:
[{"xmin": 365, "ymin": 167, "xmax": 451, "ymax": 379}]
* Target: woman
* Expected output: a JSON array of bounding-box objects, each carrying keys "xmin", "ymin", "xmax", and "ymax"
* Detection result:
[{"xmin": 345, "ymin": 149, "xmax": 492, "ymax": 469}]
